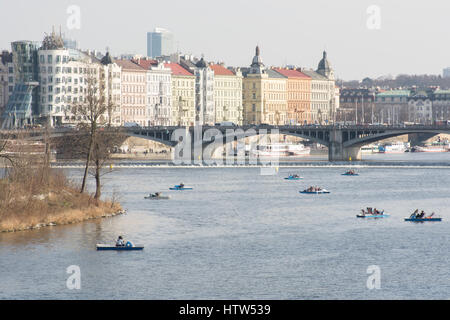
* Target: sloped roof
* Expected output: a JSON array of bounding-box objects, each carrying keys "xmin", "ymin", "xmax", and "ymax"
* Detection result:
[
  {"xmin": 267, "ymin": 69, "xmax": 286, "ymax": 79},
  {"xmin": 164, "ymin": 63, "xmax": 194, "ymax": 76},
  {"xmin": 301, "ymin": 69, "xmax": 328, "ymax": 80},
  {"xmin": 134, "ymin": 59, "xmax": 158, "ymax": 70},
  {"xmin": 210, "ymin": 64, "xmax": 234, "ymax": 76},
  {"xmin": 115, "ymin": 59, "xmax": 146, "ymax": 71},
  {"xmin": 273, "ymin": 68, "xmax": 311, "ymax": 79}
]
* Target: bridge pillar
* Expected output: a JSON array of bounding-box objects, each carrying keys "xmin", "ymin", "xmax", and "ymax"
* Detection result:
[{"xmin": 328, "ymin": 130, "xmax": 361, "ymax": 161}]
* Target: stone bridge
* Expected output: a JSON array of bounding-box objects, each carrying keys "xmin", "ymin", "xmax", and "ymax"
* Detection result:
[{"xmin": 2, "ymin": 124, "xmax": 450, "ymax": 161}]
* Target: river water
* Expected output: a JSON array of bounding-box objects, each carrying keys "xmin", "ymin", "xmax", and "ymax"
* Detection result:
[{"xmin": 1, "ymin": 152, "xmax": 449, "ymax": 299}]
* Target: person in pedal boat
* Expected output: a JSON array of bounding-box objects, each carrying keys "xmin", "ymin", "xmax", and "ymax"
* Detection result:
[
  {"xmin": 154, "ymin": 192, "xmax": 160, "ymax": 197},
  {"xmin": 179, "ymin": 183, "xmax": 185, "ymax": 188},
  {"xmin": 410, "ymin": 209, "xmax": 419, "ymax": 219},
  {"xmin": 116, "ymin": 236, "xmax": 125, "ymax": 247}
]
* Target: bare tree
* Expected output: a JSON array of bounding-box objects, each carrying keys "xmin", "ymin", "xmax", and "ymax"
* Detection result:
[
  {"xmin": 69, "ymin": 68, "xmax": 124, "ymax": 201},
  {"xmin": 71, "ymin": 70, "xmax": 109, "ymax": 194}
]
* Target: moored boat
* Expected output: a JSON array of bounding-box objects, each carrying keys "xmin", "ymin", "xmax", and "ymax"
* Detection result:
[{"xmin": 378, "ymin": 141, "xmax": 407, "ymax": 154}]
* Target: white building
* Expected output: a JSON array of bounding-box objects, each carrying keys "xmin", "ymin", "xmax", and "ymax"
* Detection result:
[{"xmin": 135, "ymin": 59, "xmax": 172, "ymax": 126}]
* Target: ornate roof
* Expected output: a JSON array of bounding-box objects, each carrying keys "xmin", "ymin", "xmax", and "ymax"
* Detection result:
[
  {"xmin": 100, "ymin": 52, "xmax": 114, "ymax": 65},
  {"xmin": 195, "ymin": 57, "xmax": 208, "ymax": 68},
  {"xmin": 41, "ymin": 31, "xmax": 64, "ymax": 50},
  {"xmin": 316, "ymin": 51, "xmax": 332, "ymax": 77},
  {"xmin": 251, "ymin": 45, "xmax": 263, "ymax": 67}
]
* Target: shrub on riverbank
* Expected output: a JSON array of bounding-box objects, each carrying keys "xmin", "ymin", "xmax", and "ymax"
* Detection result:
[{"xmin": 0, "ymin": 162, "xmax": 122, "ymax": 233}]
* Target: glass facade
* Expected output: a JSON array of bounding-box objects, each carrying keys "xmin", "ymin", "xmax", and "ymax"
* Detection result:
[{"xmin": 147, "ymin": 29, "xmax": 174, "ymax": 58}]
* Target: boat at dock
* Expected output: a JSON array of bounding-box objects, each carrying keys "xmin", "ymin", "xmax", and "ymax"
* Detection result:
[
  {"xmin": 378, "ymin": 142, "xmax": 407, "ymax": 154},
  {"xmin": 252, "ymin": 143, "xmax": 311, "ymax": 157}
]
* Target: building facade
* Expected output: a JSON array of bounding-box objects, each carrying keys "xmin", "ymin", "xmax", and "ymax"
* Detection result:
[
  {"xmin": 407, "ymin": 91, "xmax": 433, "ymax": 124},
  {"xmin": 115, "ymin": 59, "xmax": 147, "ymax": 126},
  {"xmin": 210, "ymin": 64, "xmax": 243, "ymax": 125},
  {"xmin": 431, "ymin": 89, "xmax": 450, "ymax": 122},
  {"xmin": 273, "ymin": 68, "xmax": 311, "ymax": 124},
  {"xmin": 243, "ymin": 46, "xmax": 288, "ymax": 125},
  {"xmin": 164, "ymin": 62, "xmax": 196, "ymax": 126},
  {"xmin": 375, "ymin": 90, "xmax": 410, "ymax": 124},
  {"xmin": 135, "ymin": 58, "xmax": 172, "ymax": 126},
  {"xmin": 338, "ymin": 88, "xmax": 376, "ymax": 124}
]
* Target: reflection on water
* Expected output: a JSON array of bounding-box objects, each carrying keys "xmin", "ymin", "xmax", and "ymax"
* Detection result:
[{"xmin": 1, "ymin": 152, "xmax": 450, "ymax": 299}]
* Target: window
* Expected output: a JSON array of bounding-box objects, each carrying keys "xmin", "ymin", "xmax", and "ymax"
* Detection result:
[{"xmin": 48, "ymin": 55, "xmax": 52, "ymax": 63}]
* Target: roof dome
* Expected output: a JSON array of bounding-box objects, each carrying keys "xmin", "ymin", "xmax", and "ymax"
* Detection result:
[
  {"xmin": 101, "ymin": 52, "xmax": 114, "ymax": 65},
  {"xmin": 251, "ymin": 45, "xmax": 263, "ymax": 67},
  {"xmin": 317, "ymin": 51, "xmax": 331, "ymax": 71},
  {"xmin": 316, "ymin": 51, "xmax": 334, "ymax": 78},
  {"xmin": 195, "ymin": 57, "xmax": 208, "ymax": 68}
]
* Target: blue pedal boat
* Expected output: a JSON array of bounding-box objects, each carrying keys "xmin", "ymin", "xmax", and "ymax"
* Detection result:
[
  {"xmin": 169, "ymin": 185, "xmax": 193, "ymax": 190},
  {"xmin": 342, "ymin": 172, "xmax": 359, "ymax": 176},
  {"xmin": 300, "ymin": 189, "xmax": 330, "ymax": 194},
  {"xmin": 357, "ymin": 214, "xmax": 389, "ymax": 218},
  {"xmin": 284, "ymin": 176, "xmax": 303, "ymax": 180},
  {"xmin": 96, "ymin": 244, "xmax": 144, "ymax": 251},
  {"xmin": 404, "ymin": 217, "xmax": 442, "ymax": 222}
]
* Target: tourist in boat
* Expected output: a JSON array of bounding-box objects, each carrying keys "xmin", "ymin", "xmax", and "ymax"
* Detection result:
[
  {"xmin": 179, "ymin": 183, "xmax": 185, "ymax": 188},
  {"xmin": 154, "ymin": 192, "xmax": 160, "ymax": 198},
  {"xmin": 116, "ymin": 236, "xmax": 125, "ymax": 247},
  {"xmin": 410, "ymin": 209, "xmax": 419, "ymax": 219},
  {"xmin": 417, "ymin": 210, "xmax": 425, "ymax": 218},
  {"xmin": 373, "ymin": 208, "xmax": 379, "ymax": 215},
  {"xmin": 360, "ymin": 209, "xmax": 366, "ymax": 216}
]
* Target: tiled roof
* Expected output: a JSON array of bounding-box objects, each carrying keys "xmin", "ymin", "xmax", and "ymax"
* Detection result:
[
  {"xmin": 273, "ymin": 68, "xmax": 311, "ymax": 79},
  {"xmin": 210, "ymin": 64, "xmax": 234, "ymax": 76},
  {"xmin": 164, "ymin": 63, "xmax": 194, "ymax": 76},
  {"xmin": 267, "ymin": 69, "xmax": 286, "ymax": 79},
  {"xmin": 115, "ymin": 59, "xmax": 146, "ymax": 71},
  {"xmin": 301, "ymin": 69, "xmax": 328, "ymax": 80},
  {"xmin": 133, "ymin": 59, "xmax": 158, "ymax": 70}
]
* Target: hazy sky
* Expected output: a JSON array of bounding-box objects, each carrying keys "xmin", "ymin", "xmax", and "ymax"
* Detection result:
[{"xmin": 1, "ymin": 0, "xmax": 449, "ymax": 80}]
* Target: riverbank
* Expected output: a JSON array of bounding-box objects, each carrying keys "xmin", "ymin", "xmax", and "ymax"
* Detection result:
[
  {"xmin": 0, "ymin": 187, "xmax": 124, "ymax": 233},
  {"xmin": 0, "ymin": 160, "xmax": 124, "ymax": 233}
]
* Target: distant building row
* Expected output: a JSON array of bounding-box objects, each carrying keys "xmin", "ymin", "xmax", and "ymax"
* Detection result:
[
  {"xmin": 338, "ymin": 87, "xmax": 450, "ymax": 125},
  {"xmin": 0, "ymin": 32, "xmax": 339, "ymax": 128}
]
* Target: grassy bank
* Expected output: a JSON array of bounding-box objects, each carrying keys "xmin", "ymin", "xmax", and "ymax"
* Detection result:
[{"xmin": 0, "ymin": 162, "xmax": 123, "ymax": 233}]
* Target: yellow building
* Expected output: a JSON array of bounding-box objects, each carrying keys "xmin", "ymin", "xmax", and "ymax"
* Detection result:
[
  {"xmin": 210, "ymin": 64, "xmax": 243, "ymax": 125},
  {"xmin": 243, "ymin": 46, "xmax": 287, "ymax": 125},
  {"xmin": 165, "ymin": 63, "xmax": 196, "ymax": 126}
]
